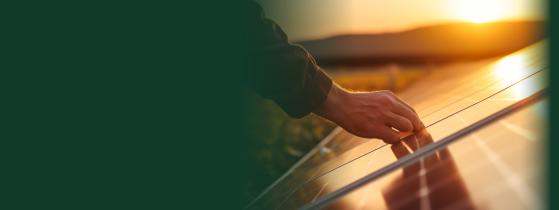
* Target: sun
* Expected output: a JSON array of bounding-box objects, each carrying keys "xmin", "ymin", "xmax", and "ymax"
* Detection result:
[{"xmin": 451, "ymin": 0, "xmax": 508, "ymax": 23}]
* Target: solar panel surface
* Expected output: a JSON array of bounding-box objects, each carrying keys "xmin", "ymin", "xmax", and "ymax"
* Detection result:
[
  {"xmin": 316, "ymin": 97, "xmax": 546, "ymax": 210},
  {"xmin": 246, "ymin": 41, "xmax": 547, "ymax": 210}
]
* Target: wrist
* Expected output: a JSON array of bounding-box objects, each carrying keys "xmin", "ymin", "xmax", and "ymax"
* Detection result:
[{"xmin": 314, "ymin": 84, "xmax": 350, "ymax": 124}]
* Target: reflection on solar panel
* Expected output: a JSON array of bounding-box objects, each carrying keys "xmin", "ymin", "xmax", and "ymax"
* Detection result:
[
  {"xmin": 316, "ymin": 97, "xmax": 547, "ymax": 210},
  {"xmin": 246, "ymin": 41, "xmax": 548, "ymax": 210}
]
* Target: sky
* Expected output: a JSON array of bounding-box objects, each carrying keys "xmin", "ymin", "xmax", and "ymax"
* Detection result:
[{"xmin": 256, "ymin": 0, "xmax": 546, "ymax": 41}]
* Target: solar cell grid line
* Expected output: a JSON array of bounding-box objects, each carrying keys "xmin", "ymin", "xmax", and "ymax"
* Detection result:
[
  {"xmin": 298, "ymin": 89, "xmax": 547, "ymax": 210},
  {"xmin": 271, "ymin": 68, "xmax": 547, "ymax": 210},
  {"xmin": 246, "ymin": 41, "xmax": 547, "ymax": 210}
]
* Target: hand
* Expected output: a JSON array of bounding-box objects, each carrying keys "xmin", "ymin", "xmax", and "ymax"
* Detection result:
[{"xmin": 314, "ymin": 85, "xmax": 424, "ymax": 144}]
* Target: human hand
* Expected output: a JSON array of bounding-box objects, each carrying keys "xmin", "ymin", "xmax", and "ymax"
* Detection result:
[{"xmin": 314, "ymin": 85, "xmax": 424, "ymax": 144}]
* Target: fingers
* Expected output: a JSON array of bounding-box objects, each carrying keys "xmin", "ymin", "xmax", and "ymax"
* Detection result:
[
  {"xmin": 355, "ymin": 123, "xmax": 402, "ymax": 144},
  {"xmin": 390, "ymin": 142, "xmax": 409, "ymax": 159},
  {"xmin": 390, "ymin": 99, "xmax": 424, "ymax": 131},
  {"xmin": 416, "ymin": 130, "xmax": 434, "ymax": 146},
  {"xmin": 385, "ymin": 112, "xmax": 413, "ymax": 132},
  {"xmin": 404, "ymin": 137, "xmax": 419, "ymax": 151},
  {"xmin": 376, "ymin": 127, "xmax": 400, "ymax": 144}
]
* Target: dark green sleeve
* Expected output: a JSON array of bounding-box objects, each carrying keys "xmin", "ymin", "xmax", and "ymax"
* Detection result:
[{"xmin": 248, "ymin": 2, "xmax": 333, "ymax": 118}]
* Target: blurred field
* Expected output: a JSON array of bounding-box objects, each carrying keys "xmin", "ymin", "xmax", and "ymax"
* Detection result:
[{"xmin": 328, "ymin": 65, "xmax": 426, "ymax": 92}]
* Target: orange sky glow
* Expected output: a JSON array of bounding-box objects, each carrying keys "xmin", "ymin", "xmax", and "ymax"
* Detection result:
[{"xmin": 257, "ymin": 0, "xmax": 546, "ymax": 41}]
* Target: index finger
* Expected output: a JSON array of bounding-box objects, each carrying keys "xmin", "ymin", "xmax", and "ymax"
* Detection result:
[{"xmin": 391, "ymin": 100, "xmax": 424, "ymax": 131}]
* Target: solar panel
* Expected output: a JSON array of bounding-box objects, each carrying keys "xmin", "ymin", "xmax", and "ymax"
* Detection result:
[
  {"xmin": 246, "ymin": 40, "xmax": 548, "ymax": 210},
  {"xmin": 312, "ymin": 97, "xmax": 547, "ymax": 210}
]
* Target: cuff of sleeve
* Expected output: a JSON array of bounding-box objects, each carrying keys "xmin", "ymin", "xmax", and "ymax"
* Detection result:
[{"xmin": 304, "ymin": 68, "xmax": 332, "ymax": 116}]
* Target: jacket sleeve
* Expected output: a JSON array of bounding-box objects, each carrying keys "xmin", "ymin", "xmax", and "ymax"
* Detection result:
[{"xmin": 248, "ymin": 2, "xmax": 333, "ymax": 118}]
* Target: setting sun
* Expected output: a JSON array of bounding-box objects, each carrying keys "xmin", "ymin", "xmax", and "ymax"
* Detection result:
[
  {"xmin": 451, "ymin": 0, "xmax": 512, "ymax": 23},
  {"xmin": 260, "ymin": 0, "xmax": 545, "ymax": 41}
]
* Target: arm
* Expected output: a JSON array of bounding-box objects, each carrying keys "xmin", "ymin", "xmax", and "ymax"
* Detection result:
[
  {"xmin": 248, "ymin": 2, "xmax": 424, "ymax": 143},
  {"xmin": 248, "ymin": 2, "xmax": 332, "ymax": 118}
]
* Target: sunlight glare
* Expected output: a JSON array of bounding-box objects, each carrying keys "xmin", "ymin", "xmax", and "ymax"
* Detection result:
[
  {"xmin": 492, "ymin": 54, "xmax": 527, "ymax": 84},
  {"xmin": 492, "ymin": 54, "xmax": 535, "ymax": 100},
  {"xmin": 452, "ymin": 0, "xmax": 509, "ymax": 23}
]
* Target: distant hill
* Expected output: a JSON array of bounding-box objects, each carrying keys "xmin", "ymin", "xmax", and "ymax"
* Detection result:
[{"xmin": 299, "ymin": 21, "xmax": 546, "ymax": 66}]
